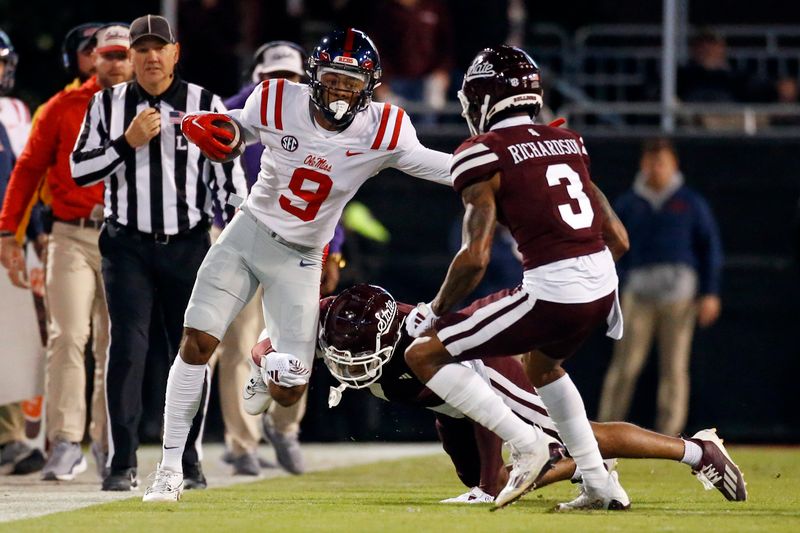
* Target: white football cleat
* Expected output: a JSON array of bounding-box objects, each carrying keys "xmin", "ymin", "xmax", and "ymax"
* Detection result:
[
  {"xmin": 243, "ymin": 357, "xmax": 273, "ymax": 416},
  {"xmin": 142, "ymin": 464, "xmax": 184, "ymax": 502},
  {"xmin": 493, "ymin": 434, "xmax": 565, "ymax": 510},
  {"xmin": 555, "ymin": 470, "xmax": 631, "ymax": 511},
  {"xmin": 440, "ymin": 487, "xmax": 494, "ymax": 504}
]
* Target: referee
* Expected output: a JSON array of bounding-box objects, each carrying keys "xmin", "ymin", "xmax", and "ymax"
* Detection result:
[{"xmin": 71, "ymin": 15, "xmax": 246, "ymax": 491}]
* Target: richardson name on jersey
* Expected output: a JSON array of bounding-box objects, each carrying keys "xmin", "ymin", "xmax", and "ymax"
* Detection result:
[{"xmin": 507, "ymin": 137, "xmax": 584, "ymax": 165}]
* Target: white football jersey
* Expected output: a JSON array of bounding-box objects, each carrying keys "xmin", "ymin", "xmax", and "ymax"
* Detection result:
[
  {"xmin": 0, "ymin": 96, "xmax": 31, "ymax": 156},
  {"xmin": 234, "ymin": 79, "xmax": 451, "ymax": 248}
]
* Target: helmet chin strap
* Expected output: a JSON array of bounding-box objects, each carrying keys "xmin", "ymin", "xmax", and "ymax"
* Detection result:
[{"xmin": 328, "ymin": 100, "xmax": 350, "ymax": 121}]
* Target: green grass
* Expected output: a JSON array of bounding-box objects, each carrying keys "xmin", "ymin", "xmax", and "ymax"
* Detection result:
[{"xmin": 4, "ymin": 447, "xmax": 800, "ymax": 532}]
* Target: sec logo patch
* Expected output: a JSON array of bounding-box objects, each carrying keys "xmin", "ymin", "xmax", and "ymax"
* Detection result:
[{"xmin": 281, "ymin": 135, "xmax": 298, "ymax": 152}]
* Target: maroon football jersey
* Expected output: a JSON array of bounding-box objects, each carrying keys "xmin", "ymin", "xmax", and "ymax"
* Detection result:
[{"xmin": 450, "ymin": 124, "xmax": 606, "ymax": 270}]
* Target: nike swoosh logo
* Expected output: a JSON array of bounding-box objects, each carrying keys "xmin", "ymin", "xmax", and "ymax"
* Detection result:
[
  {"xmin": 345, "ymin": 150, "xmax": 363, "ymax": 156},
  {"xmin": 164, "ymin": 446, "xmax": 179, "ymax": 450},
  {"xmin": 299, "ymin": 259, "xmax": 316, "ymax": 267}
]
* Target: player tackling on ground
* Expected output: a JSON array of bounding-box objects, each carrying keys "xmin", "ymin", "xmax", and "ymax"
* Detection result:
[
  {"xmin": 403, "ymin": 45, "xmax": 634, "ymax": 510},
  {"xmin": 310, "ymin": 284, "xmax": 746, "ymax": 503},
  {"xmin": 142, "ymin": 28, "xmax": 452, "ymax": 502}
]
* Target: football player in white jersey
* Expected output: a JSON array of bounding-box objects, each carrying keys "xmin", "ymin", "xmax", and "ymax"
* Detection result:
[{"xmin": 143, "ymin": 28, "xmax": 451, "ymax": 502}]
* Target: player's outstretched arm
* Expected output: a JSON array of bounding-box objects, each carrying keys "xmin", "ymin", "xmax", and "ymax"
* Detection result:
[
  {"xmin": 590, "ymin": 182, "xmax": 629, "ymax": 261},
  {"xmin": 430, "ymin": 173, "xmax": 500, "ymax": 316}
]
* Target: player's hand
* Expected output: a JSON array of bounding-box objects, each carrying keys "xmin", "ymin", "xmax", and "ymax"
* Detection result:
[
  {"xmin": 262, "ymin": 351, "xmax": 311, "ymax": 388},
  {"xmin": 181, "ymin": 112, "xmax": 234, "ymax": 161},
  {"xmin": 124, "ymin": 108, "xmax": 161, "ymax": 148},
  {"xmin": 697, "ymin": 295, "xmax": 721, "ymax": 328},
  {"xmin": 251, "ymin": 332, "xmax": 275, "ymax": 367},
  {"xmin": 0, "ymin": 236, "xmax": 29, "ymax": 289},
  {"xmin": 320, "ymin": 255, "xmax": 341, "ymax": 296},
  {"xmin": 405, "ymin": 302, "xmax": 438, "ymax": 338}
]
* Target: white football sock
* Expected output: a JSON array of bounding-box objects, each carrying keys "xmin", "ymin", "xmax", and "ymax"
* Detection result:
[
  {"xmin": 426, "ymin": 363, "xmax": 541, "ymax": 452},
  {"xmin": 161, "ymin": 354, "xmax": 208, "ymax": 473},
  {"xmin": 681, "ymin": 439, "xmax": 703, "ymax": 468},
  {"xmin": 536, "ymin": 373, "xmax": 608, "ymax": 490}
]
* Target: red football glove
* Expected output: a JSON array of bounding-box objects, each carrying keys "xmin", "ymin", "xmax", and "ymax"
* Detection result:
[
  {"xmin": 181, "ymin": 113, "xmax": 235, "ymax": 161},
  {"xmin": 548, "ymin": 117, "xmax": 566, "ymax": 128}
]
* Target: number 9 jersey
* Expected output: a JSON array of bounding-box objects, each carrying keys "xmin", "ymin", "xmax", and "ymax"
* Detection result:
[{"xmin": 233, "ymin": 79, "xmax": 452, "ymax": 248}]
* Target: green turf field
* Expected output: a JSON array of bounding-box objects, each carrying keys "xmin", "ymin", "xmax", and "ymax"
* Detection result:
[{"xmin": 4, "ymin": 447, "xmax": 799, "ymax": 532}]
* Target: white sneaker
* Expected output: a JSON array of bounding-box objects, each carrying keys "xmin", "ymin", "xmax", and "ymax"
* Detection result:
[
  {"xmin": 243, "ymin": 357, "xmax": 273, "ymax": 415},
  {"xmin": 493, "ymin": 434, "xmax": 565, "ymax": 509},
  {"xmin": 555, "ymin": 470, "xmax": 631, "ymax": 511},
  {"xmin": 142, "ymin": 464, "xmax": 184, "ymax": 502},
  {"xmin": 440, "ymin": 487, "xmax": 494, "ymax": 504}
]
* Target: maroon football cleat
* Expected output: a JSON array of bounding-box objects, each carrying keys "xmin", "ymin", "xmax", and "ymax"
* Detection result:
[{"xmin": 689, "ymin": 428, "xmax": 747, "ymax": 502}]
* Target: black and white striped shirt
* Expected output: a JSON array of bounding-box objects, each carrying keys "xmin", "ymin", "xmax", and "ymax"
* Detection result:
[{"xmin": 70, "ymin": 76, "xmax": 247, "ymax": 235}]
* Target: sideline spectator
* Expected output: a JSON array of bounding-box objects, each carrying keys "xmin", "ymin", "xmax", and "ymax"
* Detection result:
[
  {"xmin": 61, "ymin": 23, "xmax": 104, "ymax": 87},
  {"xmin": 772, "ymin": 77, "xmax": 800, "ymax": 127},
  {"xmin": 598, "ymin": 138, "xmax": 723, "ymax": 436},
  {"xmin": 0, "ymin": 24, "xmax": 134, "ymax": 481},
  {"xmin": 0, "ymin": 28, "xmax": 44, "ymax": 476}
]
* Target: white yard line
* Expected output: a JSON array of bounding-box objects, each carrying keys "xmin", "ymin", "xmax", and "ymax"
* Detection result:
[{"xmin": 0, "ymin": 442, "xmax": 442, "ymax": 523}]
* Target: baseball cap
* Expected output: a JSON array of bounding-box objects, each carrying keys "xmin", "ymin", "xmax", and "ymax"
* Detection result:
[
  {"xmin": 95, "ymin": 25, "xmax": 130, "ymax": 54},
  {"xmin": 252, "ymin": 42, "xmax": 306, "ymax": 83},
  {"xmin": 129, "ymin": 14, "xmax": 176, "ymax": 46}
]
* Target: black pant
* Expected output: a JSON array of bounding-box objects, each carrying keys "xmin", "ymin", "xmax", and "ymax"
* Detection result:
[{"xmin": 99, "ymin": 222, "xmax": 211, "ymax": 472}]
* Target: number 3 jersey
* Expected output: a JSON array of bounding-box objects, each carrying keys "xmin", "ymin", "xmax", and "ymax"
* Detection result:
[
  {"xmin": 232, "ymin": 79, "xmax": 452, "ymax": 248},
  {"xmin": 451, "ymin": 116, "xmax": 619, "ymax": 307}
]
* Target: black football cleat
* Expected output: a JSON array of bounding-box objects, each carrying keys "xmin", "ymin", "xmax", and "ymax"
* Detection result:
[
  {"xmin": 102, "ymin": 468, "xmax": 138, "ymax": 491},
  {"xmin": 182, "ymin": 461, "xmax": 207, "ymax": 490}
]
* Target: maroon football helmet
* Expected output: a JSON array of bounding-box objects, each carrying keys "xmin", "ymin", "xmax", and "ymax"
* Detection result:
[
  {"xmin": 319, "ymin": 284, "xmax": 402, "ymax": 389},
  {"xmin": 458, "ymin": 45, "xmax": 543, "ymax": 136}
]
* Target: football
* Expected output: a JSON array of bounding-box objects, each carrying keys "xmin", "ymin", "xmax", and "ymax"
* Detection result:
[{"xmin": 211, "ymin": 117, "xmax": 246, "ymax": 163}]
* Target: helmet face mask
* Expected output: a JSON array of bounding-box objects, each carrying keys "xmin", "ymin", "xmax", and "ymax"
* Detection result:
[
  {"xmin": 308, "ymin": 28, "xmax": 382, "ymax": 127},
  {"xmin": 319, "ymin": 284, "xmax": 401, "ymax": 391},
  {"xmin": 321, "ymin": 336, "xmax": 395, "ymax": 389},
  {"xmin": 459, "ymin": 45, "xmax": 544, "ymax": 135}
]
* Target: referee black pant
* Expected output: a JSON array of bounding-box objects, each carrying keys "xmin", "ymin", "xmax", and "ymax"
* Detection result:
[{"xmin": 99, "ymin": 221, "xmax": 211, "ymax": 473}]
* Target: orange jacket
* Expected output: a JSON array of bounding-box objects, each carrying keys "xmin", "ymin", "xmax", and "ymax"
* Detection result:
[{"xmin": 0, "ymin": 76, "xmax": 104, "ymax": 233}]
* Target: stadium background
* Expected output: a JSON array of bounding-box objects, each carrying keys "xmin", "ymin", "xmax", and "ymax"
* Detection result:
[{"xmin": 1, "ymin": 0, "xmax": 797, "ymax": 445}]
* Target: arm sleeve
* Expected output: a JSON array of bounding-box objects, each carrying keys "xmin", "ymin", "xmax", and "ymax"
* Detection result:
[
  {"xmin": 0, "ymin": 100, "xmax": 60, "ymax": 233},
  {"xmin": 203, "ymin": 94, "xmax": 249, "ymax": 223},
  {"xmin": 388, "ymin": 111, "xmax": 452, "ymax": 186},
  {"xmin": 692, "ymin": 194, "xmax": 724, "ymax": 295},
  {"xmin": 71, "ymin": 91, "xmax": 132, "ymax": 187}
]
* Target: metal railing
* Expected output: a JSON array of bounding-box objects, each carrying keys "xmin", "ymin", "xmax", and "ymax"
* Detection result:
[
  {"xmin": 559, "ymin": 102, "xmax": 800, "ymax": 136},
  {"xmin": 569, "ymin": 24, "xmax": 800, "ymax": 102}
]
